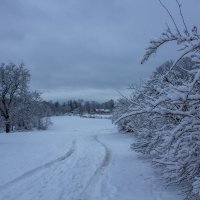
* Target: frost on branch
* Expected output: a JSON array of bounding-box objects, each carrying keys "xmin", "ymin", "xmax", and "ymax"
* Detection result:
[{"xmin": 141, "ymin": 0, "xmax": 200, "ymax": 66}]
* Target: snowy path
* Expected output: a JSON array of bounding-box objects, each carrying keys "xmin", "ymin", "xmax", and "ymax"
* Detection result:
[{"xmin": 0, "ymin": 116, "xmax": 182, "ymax": 200}]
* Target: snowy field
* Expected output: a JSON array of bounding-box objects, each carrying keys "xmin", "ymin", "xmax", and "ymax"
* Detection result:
[{"xmin": 0, "ymin": 116, "xmax": 182, "ymax": 200}]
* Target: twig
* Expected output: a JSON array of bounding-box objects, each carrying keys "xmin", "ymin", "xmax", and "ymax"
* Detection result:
[{"xmin": 158, "ymin": 0, "xmax": 181, "ymax": 36}]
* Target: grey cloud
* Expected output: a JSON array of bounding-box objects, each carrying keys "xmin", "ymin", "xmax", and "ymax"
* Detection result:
[{"xmin": 0, "ymin": 0, "xmax": 199, "ymax": 101}]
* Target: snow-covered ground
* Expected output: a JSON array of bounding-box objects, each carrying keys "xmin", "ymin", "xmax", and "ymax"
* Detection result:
[{"xmin": 0, "ymin": 116, "xmax": 182, "ymax": 200}]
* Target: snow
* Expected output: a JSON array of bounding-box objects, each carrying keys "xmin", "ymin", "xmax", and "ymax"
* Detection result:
[{"xmin": 0, "ymin": 116, "xmax": 182, "ymax": 200}]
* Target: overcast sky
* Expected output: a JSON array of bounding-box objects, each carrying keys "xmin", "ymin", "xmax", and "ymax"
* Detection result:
[{"xmin": 0, "ymin": 0, "xmax": 199, "ymax": 102}]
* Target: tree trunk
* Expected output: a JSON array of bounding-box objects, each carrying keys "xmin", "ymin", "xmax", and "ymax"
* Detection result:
[{"xmin": 5, "ymin": 121, "xmax": 11, "ymax": 133}]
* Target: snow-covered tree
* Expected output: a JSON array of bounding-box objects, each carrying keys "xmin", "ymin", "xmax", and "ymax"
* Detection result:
[
  {"xmin": 0, "ymin": 63, "xmax": 30, "ymax": 132},
  {"xmin": 113, "ymin": 1, "xmax": 200, "ymax": 199},
  {"xmin": 140, "ymin": 1, "xmax": 200, "ymax": 198},
  {"xmin": 0, "ymin": 62, "xmax": 51, "ymax": 133}
]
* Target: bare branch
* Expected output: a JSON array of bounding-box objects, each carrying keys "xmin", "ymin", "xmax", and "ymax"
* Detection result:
[
  {"xmin": 175, "ymin": 0, "xmax": 189, "ymax": 36},
  {"xmin": 158, "ymin": 0, "xmax": 181, "ymax": 36}
]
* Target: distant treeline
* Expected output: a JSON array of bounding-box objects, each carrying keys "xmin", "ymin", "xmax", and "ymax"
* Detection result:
[{"xmin": 44, "ymin": 99, "xmax": 114, "ymax": 116}]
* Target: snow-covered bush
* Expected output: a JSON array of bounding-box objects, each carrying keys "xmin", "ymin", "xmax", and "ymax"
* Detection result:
[{"xmin": 113, "ymin": 1, "xmax": 200, "ymax": 199}]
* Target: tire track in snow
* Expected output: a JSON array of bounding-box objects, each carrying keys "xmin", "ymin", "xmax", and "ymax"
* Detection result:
[
  {"xmin": 0, "ymin": 139, "xmax": 76, "ymax": 191},
  {"xmin": 94, "ymin": 135, "xmax": 111, "ymax": 170},
  {"xmin": 79, "ymin": 135, "xmax": 112, "ymax": 200}
]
